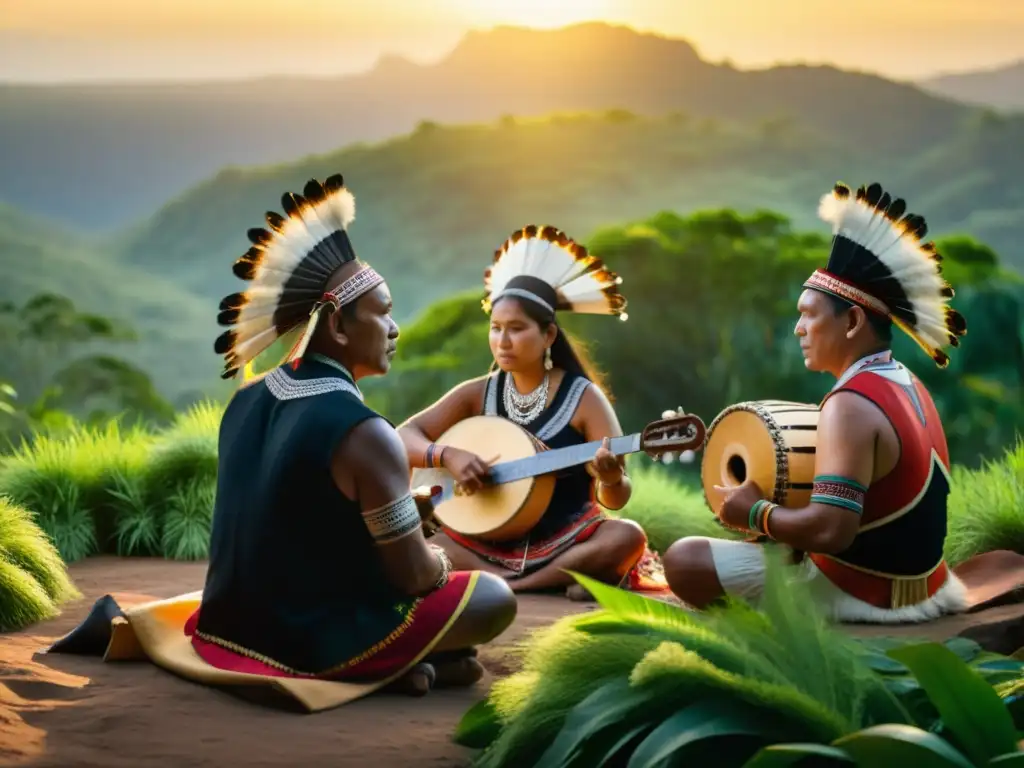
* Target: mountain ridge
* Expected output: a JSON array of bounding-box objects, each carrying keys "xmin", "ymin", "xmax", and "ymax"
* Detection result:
[{"xmin": 0, "ymin": 21, "xmax": 979, "ymax": 232}]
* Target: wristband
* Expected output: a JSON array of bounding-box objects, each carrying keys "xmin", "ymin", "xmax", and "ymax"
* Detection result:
[
  {"xmin": 429, "ymin": 544, "xmax": 452, "ymax": 590},
  {"xmin": 748, "ymin": 499, "xmax": 769, "ymax": 532}
]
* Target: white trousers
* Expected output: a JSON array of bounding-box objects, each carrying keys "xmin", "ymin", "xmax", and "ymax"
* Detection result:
[{"xmin": 705, "ymin": 538, "xmax": 969, "ymax": 624}]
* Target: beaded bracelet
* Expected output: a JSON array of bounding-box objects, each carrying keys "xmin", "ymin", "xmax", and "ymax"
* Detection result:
[
  {"xmin": 429, "ymin": 544, "xmax": 453, "ymax": 590},
  {"xmin": 748, "ymin": 499, "xmax": 770, "ymax": 531},
  {"xmin": 761, "ymin": 503, "xmax": 777, "ymax": 539}
]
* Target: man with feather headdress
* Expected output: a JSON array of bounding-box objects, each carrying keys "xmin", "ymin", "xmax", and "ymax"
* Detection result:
[
  {"xmin": 664, "ymin": 182, "xmax": 971, "ymax": 624},
  {"xmin": 185, "ymin": 174, "xmax": 516, "ymax": 697}
]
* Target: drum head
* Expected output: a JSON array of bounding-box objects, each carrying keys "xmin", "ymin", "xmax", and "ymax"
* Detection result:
[{"xmin": 701, "ymin": 405, "xmax": 781, "ymax": 516}]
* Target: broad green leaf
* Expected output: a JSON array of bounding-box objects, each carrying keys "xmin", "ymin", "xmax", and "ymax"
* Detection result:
[
  {"xmin": 626, "ymin": 698, "xmax": 778, "ymax": 768},
  {"xmin": 741, "ymin": 743, "xmax": 854, "ymax": 767},
  {"xmin": 862, "ymin": 651, "xmax": 911, "ymax": 675},
  {"xmin": 0, "ymin": 401, "xmax": 14, "ymax": 414},
  {"xmin": 533, "ymin": 677, "xmax": 668, "ymax": 768},
  {"xmin": 453, "ymin": 698, "xmax": 503, "ymax": 749},
  {"xmin": 833, "ymin": 724, "xmax": 975, "ymax": 768},
  {"xmin": 0, "ymin": 382, "xmax": 16, "ymax": 397},
  {"xmin": 888, "ymin": 643, "xmax": 1019, "ymax": 763},
  {"xmin": 597, "ymin": 723, "xmax": 652, "ymax": 768},
  {"xmin": 943, "ymin": 637, "xmax": 983, "ymax": 663},
  {"xmin": 571, "ymin": 613, "xmax": 658, "ymax": 637},
  {"xmin": 567, "ymin": 571, "xmax": 694, "ymax": 627},
  {"xmin": 974, "ymin": 658, "xmax": 1024, "ymax": 674},
  {"xmin": 989, "ymin": 754, "xmax": 1024, "ymax": 765}
]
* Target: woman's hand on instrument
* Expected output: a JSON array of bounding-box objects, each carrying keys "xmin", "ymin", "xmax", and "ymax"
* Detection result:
[
  {"xmin": 441, "ymin": 447, "xmax": 494, "ymax": 495},
  {"xmin": 590, "ymin": 437, "xmax": 624, "ymax": 486},
  {"xmin": 712, "ymin": 478, "xmax": 766, "ymax": 531}
]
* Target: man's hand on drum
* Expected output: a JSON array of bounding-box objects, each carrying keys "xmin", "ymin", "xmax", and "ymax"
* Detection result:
[
  {"xmin": 712, "ymin": 478, "xmax": 767, "ymax": 531},
  {"xmin": 440, "ymin": 447, "xmax": 495, "ymax": 495}
]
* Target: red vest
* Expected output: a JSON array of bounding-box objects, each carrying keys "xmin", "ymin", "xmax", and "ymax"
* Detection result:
[{"xmin": 809, "ymin": 364, "xmax": 953, "ymax": 609}]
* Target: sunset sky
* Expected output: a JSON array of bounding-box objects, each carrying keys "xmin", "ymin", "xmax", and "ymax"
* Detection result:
[{"xmin": 2, "ymin": 0, "xmax": 1022, "ymax": 82}]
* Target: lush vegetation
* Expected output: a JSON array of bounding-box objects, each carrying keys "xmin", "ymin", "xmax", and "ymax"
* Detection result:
[
  {"xmin": 3, "ymin": 105, "xmax": 1023, "ymax": 406},
  {"xmin": 0, "ymin": 292, "xmax": 180, "ymax": 448},
  {"xmin": 0, "ymin": 495, "xmax": 80, "ymax": 632},
  {"xmin": 0, "ymin": 403, "xmax": 219, "ymax": 565},
  {"xmin": 453, "ymin": 562, "xmax": 1024, "ymax": 767}
]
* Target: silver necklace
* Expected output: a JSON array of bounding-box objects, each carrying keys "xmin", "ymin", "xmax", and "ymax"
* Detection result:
[{"xmin": 503, "ymin": 372, "xmax": 550, "ymax": 425}]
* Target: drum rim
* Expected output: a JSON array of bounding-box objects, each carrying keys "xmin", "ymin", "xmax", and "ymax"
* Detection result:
[{"xmin": 702, "ymin": 400, "xmax": 814, "ymax": 510}]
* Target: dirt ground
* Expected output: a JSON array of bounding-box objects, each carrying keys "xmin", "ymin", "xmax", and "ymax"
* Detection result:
[{"xmin": 2, "ymin": 556, "xmax": 1023, "ymax": 768}]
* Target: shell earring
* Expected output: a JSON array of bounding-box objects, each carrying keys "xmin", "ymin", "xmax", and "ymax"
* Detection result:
[{"xmin": 544, "ymin": 346, "xmax": 553, "ymax": 371}]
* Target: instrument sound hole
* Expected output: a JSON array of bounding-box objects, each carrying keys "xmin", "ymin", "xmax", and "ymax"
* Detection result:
[{"xmin": 726, "ymin": 455, "xmax": 747, "ymax": 484}]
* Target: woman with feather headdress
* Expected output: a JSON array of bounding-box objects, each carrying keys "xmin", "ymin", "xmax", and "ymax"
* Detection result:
[
  {"xmin": 663, "ymin": 181, "xmax": 971, "ymax": 625},
  {"xmin": 398, "ymin": 225, "xmax": 664, "ymax": 600},
  {"xmin": 190, "ymin": 174, "xmax": 517, "ymax": 698}
]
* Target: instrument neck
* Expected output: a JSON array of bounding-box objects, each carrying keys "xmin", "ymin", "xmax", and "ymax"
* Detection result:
[{"xmin": 490, "ymin": 434, "xmax": 642, "ymax": 485}]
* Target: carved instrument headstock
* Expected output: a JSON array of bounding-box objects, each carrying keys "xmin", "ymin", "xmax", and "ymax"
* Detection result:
[{"xmin": 640, "ymin": 408, "xmax": 707, "ymax": 460}]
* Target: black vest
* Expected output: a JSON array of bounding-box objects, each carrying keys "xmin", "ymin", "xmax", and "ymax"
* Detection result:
[{"xmin": 195, "ymin": 359, "xmax": 413, "ymax": 674}]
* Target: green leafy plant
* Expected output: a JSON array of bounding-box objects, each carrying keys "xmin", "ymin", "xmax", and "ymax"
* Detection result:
[
  {"xmin": 455, "ymin": 553, "xmax": 1023, "ymax": 768},
  {"xmin": 746, "ymin": 643, "xmax": 1023, "ymax": 767}
]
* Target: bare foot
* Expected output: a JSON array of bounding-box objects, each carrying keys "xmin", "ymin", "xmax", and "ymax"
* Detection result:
[
  {"xmin": 433, "ymin": 657, "xmax": 485, "ymax": 688},
  {"xmin": 565, "ymin": 584, "xmax": 596, "ymax": 602},
  {"xmin": 384, "ymin": 662, "xmax": 435, "ymax": 697}
]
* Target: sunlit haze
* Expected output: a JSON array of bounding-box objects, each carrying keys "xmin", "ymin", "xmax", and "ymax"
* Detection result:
[{"xmin": 1, "ymin": 0, "xmax": 1022, "ymax": 82}]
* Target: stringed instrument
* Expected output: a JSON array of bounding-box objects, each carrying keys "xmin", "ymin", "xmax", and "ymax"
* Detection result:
[{"xmin": 411, "ymin": 410, "xmax": 707, "ymax": 541}]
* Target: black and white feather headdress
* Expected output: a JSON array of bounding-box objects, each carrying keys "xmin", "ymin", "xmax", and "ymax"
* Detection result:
[
  {"xmin": 214, "ymin": 174, "xmax": 384, "ymax": 380},
  {"xmin": 805, "ymin": 181, "xmax": 967, "ymax": 367},
  {"xmin": 482, "ymin": 225, "xmax": 627, "ymax": 320}
]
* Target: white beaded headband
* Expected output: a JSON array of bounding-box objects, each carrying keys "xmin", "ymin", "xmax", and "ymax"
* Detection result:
[{"xmin": 318, "ymin": 266, "xmax": 386, "ymax": 312}]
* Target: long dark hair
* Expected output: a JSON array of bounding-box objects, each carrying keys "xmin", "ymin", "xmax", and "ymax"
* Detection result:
[{"xmin": 490, "ymin": 296, "xmax": 612, "ymax": 398}]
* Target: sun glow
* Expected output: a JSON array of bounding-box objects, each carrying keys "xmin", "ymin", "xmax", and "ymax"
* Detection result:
[{"xmin": 457, "ymin": 0, "xmax": 617, "ymax": 30}]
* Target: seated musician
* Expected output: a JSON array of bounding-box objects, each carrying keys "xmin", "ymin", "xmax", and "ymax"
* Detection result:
[
  {"xmin": 398, "ymin": 225, "xmax": 658, "ymax": 599},
  {"xmin": 663, "ymin": 182, "xmax": 970, "ymax": 623},
  {"xmin": 191, "ymin": 174, "xmax": 517, "ymax": 696}
]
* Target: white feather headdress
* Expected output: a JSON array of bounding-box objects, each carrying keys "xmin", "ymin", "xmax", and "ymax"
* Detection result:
[
  {"xmin": 482, "ymin": 225, "xmax": 627, "ymax": 319},
  {"xmin": 805, "ymin": 182, "xmax": 967, "ymax": 368},
  {"xmin": 214, "ymin": 174, "xmax": 383, "ymax": 379}
]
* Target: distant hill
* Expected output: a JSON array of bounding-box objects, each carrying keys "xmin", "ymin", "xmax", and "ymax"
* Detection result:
[
  {"xmin": 3, "ymin": 108, "xmax": 1021, "ymax": 405},
  {"xmin": 920, "ymin": 60, "xmax": 1024, "ymax": 112},
  {"xmin": 0, "ymin": 22, "xmax": 978, "ymax": 231},
  {"xmin": 0, "ymin": 204, "xmax": 218, "ymax": 403}
]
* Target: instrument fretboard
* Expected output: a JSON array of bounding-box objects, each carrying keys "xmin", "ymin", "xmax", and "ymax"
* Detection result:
[{"xmin": 489, "ymin": 434, "xmax": 642, "ymax": 485}]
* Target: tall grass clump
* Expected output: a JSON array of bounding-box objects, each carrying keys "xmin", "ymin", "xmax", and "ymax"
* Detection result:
[
  {"xmin": 0, "ymin": 401, "xmax": 222, "ymax": 563},
  {"xmin": 945, "ymin": 436, "xmax": 1024, "ymax": 567},
  {"xmin": 0, "ymin": 421, "xmax": 153, "ymax": 561},
  {"xmin": 0, "ymin": 495, "xmax": 81, "ymax": 632}
]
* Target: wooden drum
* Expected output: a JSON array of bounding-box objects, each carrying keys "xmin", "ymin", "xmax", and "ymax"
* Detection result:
[{"xmin": 701, "ymin": 400, "xmax": 820, "ymax": 515}]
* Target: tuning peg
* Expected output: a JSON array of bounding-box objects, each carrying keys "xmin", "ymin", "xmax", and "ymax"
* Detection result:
[
  {"xmin": 679, "ymin": 450, "xmax": 695, "ymax": 464},
  {"xmin": 661, "ymin": 452, "xmax": 676, "ymax": 464},
  {"xmin": 661, "ymin": 409, "xmax": 676, "ymax": 419}
]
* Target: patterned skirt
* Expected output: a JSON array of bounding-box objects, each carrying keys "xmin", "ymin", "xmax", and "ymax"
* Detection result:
[
  {"xmin": 443, "ymin": 503, "xmax": 672, "ymax": 594},
  {"xmin": 185, "ymin": 571, "xmax": 480, "ymax": 682}
]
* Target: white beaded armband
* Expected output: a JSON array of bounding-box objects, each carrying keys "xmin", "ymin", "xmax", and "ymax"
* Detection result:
[{"xmin": 362, "ymin": 493, "xmax": 420, "ymax": 544}]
